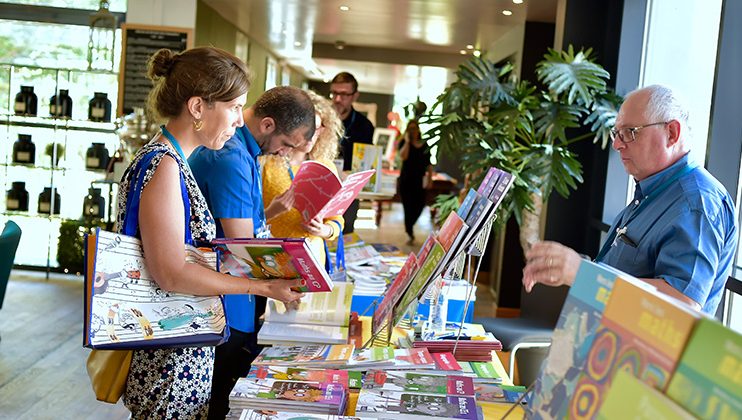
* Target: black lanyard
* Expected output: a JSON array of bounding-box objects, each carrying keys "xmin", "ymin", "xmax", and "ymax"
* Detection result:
[{"xmin": 595, "ymin": 163, "xmax": 697, "ymax": 262}]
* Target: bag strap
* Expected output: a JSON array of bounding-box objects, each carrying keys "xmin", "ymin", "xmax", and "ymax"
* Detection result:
[
  {"xmin": 121, "ymin": 149, "xmax": 193, "ymax": 245},
  {"xmin": 324, "ymin": 220, "xmax": 345, "ymax": 273}
]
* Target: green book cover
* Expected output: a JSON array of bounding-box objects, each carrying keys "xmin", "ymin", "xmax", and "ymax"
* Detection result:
[
  {"xmin": 666, "ymin": 318, "xmax": 742, "ymax": 419},
  {"xmin": 598, "ymin": 369, "xmax": 694, "ymax": 419}
]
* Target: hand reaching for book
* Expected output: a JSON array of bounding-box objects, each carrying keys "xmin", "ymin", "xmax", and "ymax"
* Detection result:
[
  {"xmin": 265, "ymin": 188, "xmax": 296, "ymax": 219},
  {"xmin": 256, "ymin": 278, "xmax": 305, "ymax": 305},
  {"xmin": 302, "ymin": 215, "xmax": 333, "ymax": 239},
  {"xmin": 522, "ymin": 241, "xmax": 581, "ymax": 292}
]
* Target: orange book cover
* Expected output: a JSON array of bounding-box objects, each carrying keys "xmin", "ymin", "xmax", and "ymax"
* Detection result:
[{"xmin": 569, "ymin": 277, "xmax": 700, "ymax": 419}]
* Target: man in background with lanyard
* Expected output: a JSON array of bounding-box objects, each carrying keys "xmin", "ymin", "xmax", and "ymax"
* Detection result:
[
  {"xmin": 522, "ymin": 84, "xmax": 737, "ymax": 315},
  {"xmin": 189, "ymin": 86, "xmax": 316, "ymax": 420},
  {"xmin": 330, "ymin": 71, "xmax": 375, "ymax": 233}
]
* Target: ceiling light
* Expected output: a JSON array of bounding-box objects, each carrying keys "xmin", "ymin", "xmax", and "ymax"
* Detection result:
[
  {"xmin": 460, "ymin": 49, "xmax": 467, "ymax": 55},
  {"xmin": 294, "ymin": 41, "xmax": 302, "ymax": 47},
  {"xmin": 339, "ymin": 5, "xmax": 350, "ymax": 11},
  {"xmin": 513, "ymin": 0, "xmax": 523, "ymax": 4},
  {"xmin": 473, "ymin": 50, "xmax": 481, "ymax": 57},
  {"xmin": 502, "ymin": 10, "xmax": 513, "ymax": 16},
  {"xmin": 335, "ymin": 40, "xmax": 346, "ymax": 50},
  {"xmin": 466, "ymin": 44, "xmax": 474, "ymax": 50}
]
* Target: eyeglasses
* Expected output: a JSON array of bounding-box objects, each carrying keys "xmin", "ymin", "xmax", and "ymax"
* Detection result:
[
  {"xmin": 609, "ymin": 121, "xmax": 670, "ymax": 144},
  {"xmin": 329, "ymin": 90, "xmax": 355, "ymax": 99}
]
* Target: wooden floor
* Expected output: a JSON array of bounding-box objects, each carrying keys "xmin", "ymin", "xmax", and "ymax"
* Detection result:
[{"xmin": 0, "ymin": 202, "xmax": 496, "ymax": 419}]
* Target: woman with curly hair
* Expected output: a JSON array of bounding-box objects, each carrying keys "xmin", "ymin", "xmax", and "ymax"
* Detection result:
[{"xmin": 261, "ymin": 90, "xmax": 345, "ymax": 265}]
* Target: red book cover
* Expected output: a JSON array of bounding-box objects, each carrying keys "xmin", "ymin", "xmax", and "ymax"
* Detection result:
[
  {"xmin": 372, "ymin": 253, "xmax": 419, "ymax": 335},
  {"xmin": 437, "ymin": 211, "xmax": 466, "ymax": 251},
  {"xmin": 213, "ymin": 237, "xmax": 333, "ymax": 292},
  {"xmin": 433, "ymin": 352, "xmax": 462, "ymax": 371},
  {"xmin": 292, "ymin": 160, "xmax": 375, "ymax": 221}
]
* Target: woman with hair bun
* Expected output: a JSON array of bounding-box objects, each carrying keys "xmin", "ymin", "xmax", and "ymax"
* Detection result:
[{"xmin": 115, "ymin": 46, "xmax": 303, "ymax": 419}]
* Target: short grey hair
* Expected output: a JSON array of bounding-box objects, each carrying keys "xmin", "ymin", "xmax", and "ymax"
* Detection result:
[{"xmin": 631, "ymin": 84, "xmax": 691, "ymax": 141}]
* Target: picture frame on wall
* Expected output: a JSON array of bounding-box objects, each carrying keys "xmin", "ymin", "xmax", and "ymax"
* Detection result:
[
  {"xmin": 372, "ymin": 127, "xmax": 399, "ymax": 168},
  {"xmin": 265, "ymin": 56, "xmax": 277, "ymax": 91}
]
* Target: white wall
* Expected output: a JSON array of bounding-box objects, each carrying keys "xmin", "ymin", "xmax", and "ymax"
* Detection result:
[{"xmin": 126, "ymin": 0, "xmax": 197, "ymax": 28}]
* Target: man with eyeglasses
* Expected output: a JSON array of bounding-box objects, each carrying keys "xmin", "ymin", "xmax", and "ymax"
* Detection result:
[
  {"xmin": 522, "ymin": 84, "xmax": 737, "ymax": 315},
  {"xmin": 330, "ymin": 72, "xmax": 375, "ymax": 233}
]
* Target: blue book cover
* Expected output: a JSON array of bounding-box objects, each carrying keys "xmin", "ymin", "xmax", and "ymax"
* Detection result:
[
  {"xmin": 528, "ymin": 260, "xmax": 618, "ymax": 420},
  {"xmin": 457, "ymin": 188, "xmax": 478, "ymax": 221}
]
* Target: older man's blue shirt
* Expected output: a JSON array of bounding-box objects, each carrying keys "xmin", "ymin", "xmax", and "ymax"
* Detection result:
[
  {"xmin": 189, "ymin": 125, "xmax": 265, "ymax": 333},
  {"xmin": 599, "ymin": 154, "xmax": 737, "ymax": 314}
]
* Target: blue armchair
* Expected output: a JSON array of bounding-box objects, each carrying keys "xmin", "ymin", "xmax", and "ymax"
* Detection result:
[{"xmin": 0, "ymin": 220, "xmax": 22, "ymax": 313}]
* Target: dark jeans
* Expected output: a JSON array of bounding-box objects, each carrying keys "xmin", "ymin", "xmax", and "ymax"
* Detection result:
[
  {"xmin": 399, "ymin": 176, "xmax": 426, "ymax": 236},
  {"xmin": 342, "ymin": 199, "xmax": 360, "ymax": 234},
  {"xmin": 207, "ymin": 328, "xmax": 262, "ymax": 420}
]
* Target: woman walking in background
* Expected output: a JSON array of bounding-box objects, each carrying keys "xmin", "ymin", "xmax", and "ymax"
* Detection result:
[{"xmin": 398, "ymin": 119, "xmax": 433, "ymax": 245}]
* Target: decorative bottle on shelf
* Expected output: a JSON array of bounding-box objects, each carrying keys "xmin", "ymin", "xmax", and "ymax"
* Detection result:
[
  {"xmin": 14, "ymin": 85, "xmax": 38, "ymax": 116},
  {"xmin": 88, "ymin": 92, "xmax": 112, "ymax": 122},
  {"xmin": 12, "ymin": 134, "xmax": 36, "ymax": 165},
  {"xmin": 86, "ymin": 143, "xmax": 111, "ymax": 170},
  {"xmin": 83, "ymin": 187, "xmax": 106, "ymax": 219},
  {"xmin": 38, "ymin": 187, "xmax": 61, "ymax": 215},
  {"xmin": 6, "ymin": 182, "xmax": 29, "ymax": 212},
  {"xmin": 50, "ymin": 89, "xmax": 73, "ymax": 118}
]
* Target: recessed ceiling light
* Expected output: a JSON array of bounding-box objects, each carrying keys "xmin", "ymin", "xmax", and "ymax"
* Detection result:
[
  {"xmin": 513, "ymin": 0, "xmax": 523, "ymax": 4},
  {"xmin": 460, "ymin": 49, "xmax": 467, "ymax": 55},
  {"xmin": 339, "ymin": 5, "xmax": 350, "ymax": 11},
  {"xmin": 294, "ymin": 41, "xmax": 302, "ymax": 47},
  {"xmin": 473, "ymin": 50, "xmax": 482, "ymax": 57},
  {"xmin": 466, "ymin": 44, "xmax": 474, "ymax": 50},
  {"xmin": 502, "ymin": 10, "xmax": 513, "ymax": 16}
]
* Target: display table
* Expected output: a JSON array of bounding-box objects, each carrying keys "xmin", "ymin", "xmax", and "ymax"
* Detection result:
[{"xmin": 348, "ymin": 316, "xmax": 525, "ymax": 419}]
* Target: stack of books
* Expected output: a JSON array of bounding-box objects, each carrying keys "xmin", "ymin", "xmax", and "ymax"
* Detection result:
[
  {"xmin": 251, "ymin": 344, "xmax": 355, "ymax": 369},
  {"xmin": 229, "ymin": 377, "xmax": 347, "ymax": 415},
  {"xmin": 355, "ymin": 370, "xmax": 481, "ymax": 419},
  {"xmin": 257, "ymin": 283, "xmax": 354, "ymax": 346},
  {"xmin": 346, "ymin": 346, "xmax": 437, "ymax": 371}
]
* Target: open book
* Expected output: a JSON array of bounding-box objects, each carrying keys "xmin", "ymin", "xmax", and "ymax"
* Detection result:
[
  {"xmin": 258, "ymin": 282, "xmax": 354, "ymax": 345},
  {"xmin": 292, "ymin": 160, "xmax": 375, "ymax": 222},
  {"xmin": 213, "ymin": 237, "xmax": 333, "ymax": 293}
]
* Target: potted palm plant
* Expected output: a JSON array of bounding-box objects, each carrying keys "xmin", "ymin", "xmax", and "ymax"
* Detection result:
[{"xmin": 425, "ymin": 46, "xmax": 621, "ymax": 253}]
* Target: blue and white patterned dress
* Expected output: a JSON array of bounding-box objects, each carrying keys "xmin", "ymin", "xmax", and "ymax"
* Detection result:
[{"xmin": 116, "ymin": 139, "xmax": 217, "ymax": 419}]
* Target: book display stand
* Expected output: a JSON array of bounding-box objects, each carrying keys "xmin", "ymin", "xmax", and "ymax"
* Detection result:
[{"xmin": 364, "ymin": 211, "xmax": 498, "ymax": 349}]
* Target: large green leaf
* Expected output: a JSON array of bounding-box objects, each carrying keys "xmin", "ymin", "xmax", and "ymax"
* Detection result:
[{"xmin": 537, "ymin": 46, "xmax": 610, "ymax": 105}]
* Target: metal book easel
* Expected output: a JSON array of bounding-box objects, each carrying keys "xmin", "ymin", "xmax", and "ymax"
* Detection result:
[{"xmin": 363, "ymin": 212, "xmax": 498, "ymax": 350}]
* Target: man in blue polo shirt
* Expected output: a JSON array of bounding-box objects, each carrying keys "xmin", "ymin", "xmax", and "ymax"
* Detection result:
[
  {"xmin": 188, "ymin": 86, "xmax": 315, "ymax": 420},
  {"xmin": 522, "ymin": 84, "xmax": 737, "ymax": 315}
]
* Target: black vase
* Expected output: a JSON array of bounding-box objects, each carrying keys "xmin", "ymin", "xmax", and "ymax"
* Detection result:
[
  {"xmin": 38, "ymin": 187, "xmax": 61, "ymax": 215},
  {"xmin": 83, "ymin": 187, "xmax": 106, "ymax": 219},
  {"xmin": 6, "ymin": 182, "xmax": 29, "ymax": 211},
  {"xmin": 86, "ymin": 143, "xmax": 110, "ymax": 170},
  {"xmin": 14, "ymin": 85, "xmax": 38, "ymax": 116},
  {"xmin": 88, "ymin": 92, "xmax": 112, "ymax": 122},
  {"xmin": 12, "ymin": 134, "xmax": 36, "ymax": 165},
  {"xmin": 50, "ymin": 89, "xmax": 73, "ymax": 118}
]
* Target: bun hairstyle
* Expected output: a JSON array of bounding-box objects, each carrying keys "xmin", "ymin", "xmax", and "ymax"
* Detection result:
[{"xmin": 146, "ymin": 47, "xmax": 251, "ymax": 121}]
